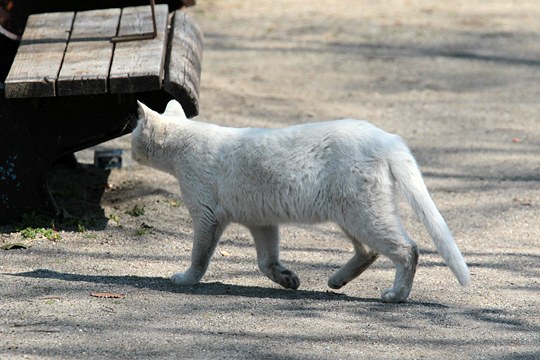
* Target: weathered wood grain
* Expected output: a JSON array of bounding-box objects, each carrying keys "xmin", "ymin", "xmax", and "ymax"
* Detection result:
[
  {"xmin": 57, "ymin": 8, "xmax": 121, "ymax": 96},
  {"xmin": 109, "ymin": 4, "xmax": 169, "ymax": 93},
  {"xmin": 164, "ymin": 11, "xmax": 204, "ymax": 117},
  {"xmin": 4, "ymin": 12, "xmax": 74, "ymax": 98},
  {"xmin": 5, "ymin": 3, "xmax": 203, "ymax": 114}
]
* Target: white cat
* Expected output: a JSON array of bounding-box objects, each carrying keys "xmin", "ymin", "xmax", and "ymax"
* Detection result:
[{"xmin": 131, "ymin": 100, "xmax": 470, "ymax": 303}]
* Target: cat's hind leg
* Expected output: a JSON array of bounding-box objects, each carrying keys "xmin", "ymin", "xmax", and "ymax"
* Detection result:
[
  {"xmin": 342, "ymin": 211, "xmax": 418, "ymax": 303},
  {"xmin": 248, "ymin": 225, "xmax": 300, "ymax": 290},
  {"xmin": 368, "ymin": 225, "xmax": 418, "ymax": 303},
  {"xmin": 328, "ymin": 240, "xmax": 379, "ymax": 290},
  {"xmin": 171, "ymin": 218, "xmax": 226, "ymax": 286},
  {"xmin": 380, "ymin": 238, "xmax": 418, "ymax": 303}
]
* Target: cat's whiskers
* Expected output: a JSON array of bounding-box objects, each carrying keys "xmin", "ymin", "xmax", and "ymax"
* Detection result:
[{"xmin": 120, "ymin": 114, "xmax": 138, "ymax": 134}]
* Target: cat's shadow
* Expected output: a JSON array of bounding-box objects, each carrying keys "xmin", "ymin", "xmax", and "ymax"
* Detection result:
[
  {"xmin": 10, "ymin": 268, "xmax": 377, "ymax": 303},
  {"xmin": 7, "ymin": 269, "xmax": 448, "ymax": 308}
]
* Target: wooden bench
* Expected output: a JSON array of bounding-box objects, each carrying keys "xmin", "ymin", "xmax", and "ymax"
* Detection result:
[{"xmin": 0, "ymin": 3, "xmax": 203, "ymax": 223}]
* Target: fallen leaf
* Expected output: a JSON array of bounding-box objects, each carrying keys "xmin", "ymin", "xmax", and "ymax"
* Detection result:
[
  {"xmin": 1, "ymin": 242, "xmax": 29, "ymax": 250},
  {"xmin": 90, "ymin": 292, "xmax": 125, "ymax": 299},
  {"xmin": 513, "ymin": 198, "xmax": 532, "ymax": 206},
  {"xmin": 220, "ymin": 250, "xmax": 231, "ymax": 257},
  {"xmin": 512, "ymin": 137, "xmax": 521, "ymax": 143}
]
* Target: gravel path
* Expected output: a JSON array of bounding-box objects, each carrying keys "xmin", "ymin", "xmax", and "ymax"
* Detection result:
[{"xmin": 1, "ymin": 1, "xmax": 539, "ymax": 359}]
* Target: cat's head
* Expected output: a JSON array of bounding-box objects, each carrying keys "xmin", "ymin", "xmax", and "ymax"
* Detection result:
[{"xmin": 131, "ymin": 100, "xmax": 187, "ymax": 166}]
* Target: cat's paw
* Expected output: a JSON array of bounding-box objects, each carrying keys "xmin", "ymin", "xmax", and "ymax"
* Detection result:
[
  {"xmin": 327, "ymin": 276, "xmax": 347, "ymax": 290},
  {"xmin": 281, "ymin": 269, "xmax": 301, "ymax": 290},
  {"xmin": 170, "ymin": 271, "xmax": 200, "ymax": 286},
  {"xmin": 381, "ymin": 288, "xmax": 408, "ymax": 303},
  {"xmin": 271, "ymin": 269, "xmax": 300, "ymax": 290}
]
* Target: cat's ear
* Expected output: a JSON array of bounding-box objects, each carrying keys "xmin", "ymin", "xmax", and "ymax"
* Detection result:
[
  {"xmin": 163, "ymin": 100, "xmax": 187, "ymax": 119},
  {"xmin": 137, "ymin": 101, "xmax": 152, "ymax": 123}
]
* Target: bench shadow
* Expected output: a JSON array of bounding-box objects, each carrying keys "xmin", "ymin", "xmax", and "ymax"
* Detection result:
[
  {"xmin": 47, "ymin": 163, "xmax": 112, "ymax": 227},
  {"xmin": 0, "ymin": 162, "xmax": 112, "ymax": 233}
]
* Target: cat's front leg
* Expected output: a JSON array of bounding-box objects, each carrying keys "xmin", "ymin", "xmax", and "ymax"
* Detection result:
[
  {"xmin": 171, "ymin": 217, "xmax": 225, "ymax": 286},
  {"xmin": 248, "ymin": 225, "xmax": 300, "ymax": 290}
]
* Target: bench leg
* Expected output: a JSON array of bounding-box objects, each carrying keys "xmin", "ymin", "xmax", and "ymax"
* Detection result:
[{"xmin": 0, "ymin": 150, "xmax": 59, "ymax": 221}]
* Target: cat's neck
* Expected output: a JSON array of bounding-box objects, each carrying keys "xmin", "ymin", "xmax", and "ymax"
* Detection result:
[{"xmin": 149, "ymin": 117, "xmax": 230, "ymax": 177}]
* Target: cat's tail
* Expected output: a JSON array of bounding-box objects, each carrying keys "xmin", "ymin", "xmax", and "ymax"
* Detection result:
[{"xmin": 387, "ymin": 140, "xmax": 470, "ymax": 286}]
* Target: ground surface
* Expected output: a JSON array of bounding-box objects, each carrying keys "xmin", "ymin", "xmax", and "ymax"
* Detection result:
[{"xmin": 1, "ymin": 1, "xmax": 539, "ymax": 359}]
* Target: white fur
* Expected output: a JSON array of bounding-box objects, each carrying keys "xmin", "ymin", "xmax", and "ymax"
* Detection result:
[{"xmin": 132, "ymin": 100, "xmax": 470, "ymax": 303}]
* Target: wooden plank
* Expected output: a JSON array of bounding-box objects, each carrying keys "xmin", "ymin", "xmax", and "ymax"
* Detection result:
[
  {"xmin": 164, "ymin": 11, "xmax": 204, "ymax": 117},
  {"xmin": 4, "ymin": 12, "xmax": 74, "ymax": 98},
  {"xmin": 57, "ymin": 8, "xmax": 121, "ymax": 96},
  {"xmin": 109, "ymin": 4, "xmax": 169, "ymax": 94}
]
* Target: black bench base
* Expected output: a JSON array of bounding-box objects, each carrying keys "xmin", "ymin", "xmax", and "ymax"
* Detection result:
[{"xmin": 0, "ymin": 92, "xmax": 172, "ymax": 224}]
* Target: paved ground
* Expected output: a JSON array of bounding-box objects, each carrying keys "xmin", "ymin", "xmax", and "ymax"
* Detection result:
[{"xmin": 1, "ymin": 1, "xmax": 539, "ymax": 359}]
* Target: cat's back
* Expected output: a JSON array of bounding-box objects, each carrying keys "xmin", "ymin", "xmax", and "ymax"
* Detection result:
[
  {"xmin": 228, "ymin": 119, "xmax": 399, "ymax": 155},
  {"xmin": 176, "ymin": 116, "xmax": 396, "ymax": 148}
]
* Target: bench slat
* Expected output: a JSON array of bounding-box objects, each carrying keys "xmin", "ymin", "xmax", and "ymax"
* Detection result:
[
  {"xmin": 109, "ymin": 4, "xmax": 169, "ymax": 93},
  {"xmin": 164, "ymin": 11, "xmax": 204, "ymax": 117},
  {"xmin": 57, "ymin": 8, "xmax": 121, "ymax": 96},
  {"xmin": 4, "ymin": 12, "xmax": 74, "ymax": 98}
]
